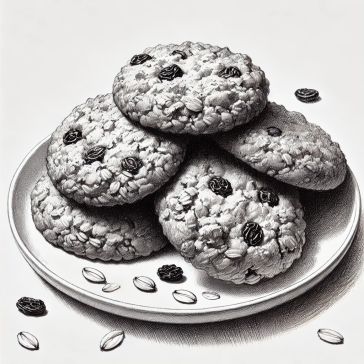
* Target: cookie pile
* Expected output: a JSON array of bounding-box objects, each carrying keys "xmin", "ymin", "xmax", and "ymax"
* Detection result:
[{"xmin": 31, "ymin": 41, "xmax": 347, "ymax": 284}]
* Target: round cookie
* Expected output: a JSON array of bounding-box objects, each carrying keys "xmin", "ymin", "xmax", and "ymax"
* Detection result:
[
  {"xmin": 46, "ymin": 94, "xmax": 186, "ymax": 206},
  {"xmin": 31, "ymin": 174, "xmax": 167, "ymax": 261},
  {"xmin": 113, "ymin": 41, "xmax": 269, "ymax": 134},
  {"xmin": 155, "ymin": 148, "xmax": 306, "ymax": 285},
  {"xmin": 212, "ymin": 102, "xmax": 347, "ymax": 190}
]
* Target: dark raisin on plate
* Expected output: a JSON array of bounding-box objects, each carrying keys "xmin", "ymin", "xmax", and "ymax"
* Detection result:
[
  {"xmin": 242, "ymin": 222, "xmax": 264, "ymax": 246},
  {"xmin": 157, "ymin": 264, "xmax": 184, "ymax": 282},
  {"xmin": 295, "ymin": 88, "xmax": 320, "ymax": 103},
  {"xmin": 16, "ymin": 297, "xmax": 46, "ymax": 316},
  {"xmin": 158, "ymin": 64, "xmax": 184, "ymax": 81},
  {"xmin": 63, "ymin": 129, "xmax": 82, "ymax": 145},
  {"xmin": 266, "ymin": 126, "xmax": 282, "ymax": 137},
  {"xmin": 84, "ymin": 146, "xmax": 106, "ymax": 164},
  {"xmin": 258, "ymin": 188, "xmax": 279, "ymax": 207},
  {"xmin": 218, "ymin": 66, "xmax": 242, "ymax": 78},
  {"xmin": 130, "ymin": 54, "xmax": 152, "ymax": 66},
  {"xmin": 121, "ymin": 157, "xmax": 143, "ymax": 175},
  {"xmin": 171, "ymin": 50, "xmax": 187, "ymax": 59},
  {"xmin": 208, "ymin": 176, "xmax": 233, "ymax": 197}
]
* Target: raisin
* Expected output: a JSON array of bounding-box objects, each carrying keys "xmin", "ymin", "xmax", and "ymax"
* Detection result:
[
  {"xmin": 158, "ymin": 64, "xmax": 184, "ymax": 81},
  {"xmin": 208, "ymin": 176, "xmax": 233, "ymax": 197},
  {"xmin": 258, "ymin": 188, "xmax": 279, "ymax": 207},
  {"xmin": 242, "ymin": 222, "xmax": 264, "ymax": 246},
  {"xmin": 63, "ymin": 129, "xmax": 82, "ymax": 145},
  {"xmin": 121, "ymin": 157, "xmax": 143, "ymax": 175},
  {"xmin": 157, "ymin": 264, "xmax": 184, "ymax": 282},
  {"xmin": 218, "ymin": 66, "xmax": 242, "ymax": 78},
  {"xmin": 16, "ymin": 297, "xmax": 46, "ymax": 316},
  {"xmin": 171, "ymin": 50, "xmax": 187, "ymax": 59},
  {"xmin": 130, "ymin": 54, "xmax": 152, "ymax": 65},
  {"xmin": 84, "ymin": 146, "xmax": 106, "ymax": 164},
  {"xmin": 294, "ymin": 88, "xmax": 319, "ymax": 103}
]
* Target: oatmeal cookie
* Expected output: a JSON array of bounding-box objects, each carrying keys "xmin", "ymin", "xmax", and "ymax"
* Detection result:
[
  {"xmin": 212, "ymin": 102, "xmax": 346, "ymax": 190},
  {"xmin": 113, "ymin": 41, "xmax": 269, "ymax": 134},
  {"xmin": 31, "ymin": 174, "xmax": 167, "ymax": 261},
  {"xmin": 46, "ymin": 94, "xmax": 186, "ymax": 206},
  {"xmin": 155, "ymin": 148, "xmax": 306, "ymax": 284}
]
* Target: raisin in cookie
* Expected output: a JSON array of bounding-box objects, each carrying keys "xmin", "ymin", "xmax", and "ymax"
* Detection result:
[
  {"xmin": 155, "ymin": 148, "xmax": 306, "ymax": 284},
  {"xmin": 113, "ymin": 41, "xmax": 269, "ymax": 134},
  {"xmin": 46, "ymin": 94, "xmax": 186, "ymax": 206},
  {"xmin": 212, "ymin": 102, "xmax": 347, "ymax": 190},
  {"xmin": 31, "ymin": 174, "xmax": 167, "ymax": 261}
]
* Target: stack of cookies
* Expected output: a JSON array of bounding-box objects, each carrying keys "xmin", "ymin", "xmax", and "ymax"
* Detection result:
[{"xmin": 31, "ymin": 41, "xmax": 347, "ymax": 285}]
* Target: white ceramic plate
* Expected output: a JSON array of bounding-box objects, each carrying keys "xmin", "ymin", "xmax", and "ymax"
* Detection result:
[{"xmin": 8, "ymin": 137, "xmax": 361, "ymax": 324}]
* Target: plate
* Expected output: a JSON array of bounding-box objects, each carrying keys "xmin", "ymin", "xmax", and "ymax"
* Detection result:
[{"xmin": 8, "ymin": 137, "xmax": 361, "ymax": 324}]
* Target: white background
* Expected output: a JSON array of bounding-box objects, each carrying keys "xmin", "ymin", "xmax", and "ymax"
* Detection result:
[{"xmin": 1, "ymin": 0, "xmax": 363, "ymax": 363}]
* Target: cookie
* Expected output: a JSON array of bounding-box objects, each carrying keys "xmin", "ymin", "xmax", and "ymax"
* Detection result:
[
  {"xmin": 155, "ymin": 148, "xmax": 306, "ymax": 284},
  {"xmin": 113, "ymin": 41, "xmax": 269, "ymax": 134},
  {"xmin": 31, "ymin": 174, "xmax": 167, "ymax": 261},
  {"xmin": 212, "ymin": 102, "xmax": 346, "ymax": 190},
  {"xmin": 46, "ymin": 94, "xmax": 186, "ymax": 206}
]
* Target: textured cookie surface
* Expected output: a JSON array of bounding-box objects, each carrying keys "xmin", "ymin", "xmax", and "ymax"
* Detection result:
[
  {"xmin": 155, "ymin": 148, "xmax": 306, "ymax": 284},
  {"xmin": 113, "ymin": 41, "xmax": 269, "ymax": 134},
  {"xmin": 31, "ymin": 174, "xmax": 167, "ymax": 261},
  {"xmin": 46, "ymin": 94, "xmax": 186, "ymax": 206},
  {"xmin": 213, "ymin": 102, "xmax": 347, "ymax": 190}
]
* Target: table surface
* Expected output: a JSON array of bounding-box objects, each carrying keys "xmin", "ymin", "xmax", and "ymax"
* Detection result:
[{"xmin": 1, "ymin": 0, "xmax": 363, "ymax": 363}]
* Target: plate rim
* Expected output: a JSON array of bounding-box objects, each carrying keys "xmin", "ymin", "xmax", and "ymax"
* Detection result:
[{"xmin": 7, "ymin": 136, "xmax": 362, "ymax": 322}]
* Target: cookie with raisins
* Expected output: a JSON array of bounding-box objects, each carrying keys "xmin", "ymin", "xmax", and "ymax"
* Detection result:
[
  {"xmin": 113, "ymin": 41, "xmax": 269, "ymax": 134},
  {"xmin": 155, "ymin": 147, "xmax": 306, "ymax": 284},
  {"xmin": 212, "ymin": 102, "xmax": 347, "ymax": 190},
  {"xmin": 46, "ymin": 94, "xmax": 186, "ymax": 206}
]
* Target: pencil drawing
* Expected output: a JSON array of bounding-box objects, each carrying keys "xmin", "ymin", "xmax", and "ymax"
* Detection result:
[{"xmin": 7, "ymin": 41, "xmax": 361, "ymax": 352}]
